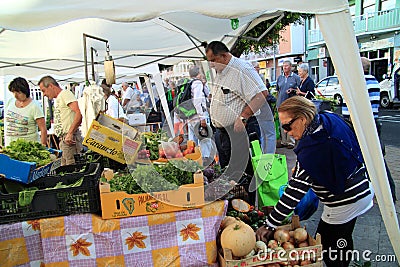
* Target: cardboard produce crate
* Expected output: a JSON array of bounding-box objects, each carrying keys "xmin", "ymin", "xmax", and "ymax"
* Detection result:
[
  {"xmin": 0, "ymin": 148, "xmax": 62, "ymax": 184},
  {"xmin": 83, "ymin": 113, "xmax": 141, "ymax": 164},
  {"xmin": 218, "ymin": 215, "xmax": 323, "ymax": 267},
  {"xmin": 100, "ymin": 171, "xmax": 205, "ymax": 219}
]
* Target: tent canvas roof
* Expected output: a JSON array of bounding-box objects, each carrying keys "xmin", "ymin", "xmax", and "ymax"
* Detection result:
[{"xmin": 1, "ymin": 0, "xmax": 399, "ymax": 262}]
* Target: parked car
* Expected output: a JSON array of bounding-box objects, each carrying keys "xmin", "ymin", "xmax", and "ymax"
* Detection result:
[
  {"xmin": 0, "ymin": 100, "xmax": 4, "ymax": 119},
  {"xmin": 379, "ymin": 63, "xmax": 400, "ymax": 108},
  {"xmin": 315, "ymin": 75, "xmax": 344, "ymax": 105},
  {"xmin": 269, "ymin": 80, "xmax": 277, "ymax": 94}
]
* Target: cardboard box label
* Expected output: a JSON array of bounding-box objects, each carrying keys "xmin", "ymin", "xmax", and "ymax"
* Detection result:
[
  {"xmin": 83, "ymin": 114, "xmax": 140, "ymax": 164},
  {"xmin": 89, "ymin": 129, "xmax": 106, "ymax": 143}
]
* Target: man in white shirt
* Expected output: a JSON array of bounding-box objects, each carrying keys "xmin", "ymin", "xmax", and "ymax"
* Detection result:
[
  {"xmin": 121, "ymin": 82, "xmax": 141, "ymax": 113},
  {"xmin": 101, "ymin": 84, "xmax": 126, "ymax": 120}
]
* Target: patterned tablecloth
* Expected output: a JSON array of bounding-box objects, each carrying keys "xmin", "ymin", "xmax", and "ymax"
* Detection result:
[{"xmin": 0, "ymin": 200, "xmax": 227, "ymax": 267}]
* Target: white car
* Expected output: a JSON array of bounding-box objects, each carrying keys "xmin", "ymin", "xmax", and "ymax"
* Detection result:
[{"xmin": 315, "ymin": 76, "xmax": 344, "ymax": 105}]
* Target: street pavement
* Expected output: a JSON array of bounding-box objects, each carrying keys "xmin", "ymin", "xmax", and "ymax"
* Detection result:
[{"xmin": 276, "ymin": 145, "xmax": 400, "ymax": 267}]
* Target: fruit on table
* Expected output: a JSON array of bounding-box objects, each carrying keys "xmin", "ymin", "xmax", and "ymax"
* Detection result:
[
  {"xmin": 220, "ymin": 216, "xmax": 237, "ymax": 230},
  {"xmin": 293, "ymin": 227, "xmax": 308, "ymax": 243},
  {"xmin": 274, "ymin": 229, "xmax": 291, "ymax": 245},
  {"xmin": 220, "ymin": 220, "xmax": 256, "ymax": 257}
]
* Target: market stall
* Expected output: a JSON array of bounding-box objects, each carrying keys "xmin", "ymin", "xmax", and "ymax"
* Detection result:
[
  {"xmin": 0, "ymin": 0, "xmax": 399, "ymax": 263},
  {"xmin": 0, "ymin": 200, "xmax": 227, "ymax": 267}
]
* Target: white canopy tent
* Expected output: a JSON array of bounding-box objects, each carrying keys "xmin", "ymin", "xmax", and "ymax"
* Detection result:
[{"xmin": 1, "ymin": 0, "xmax": 399, "ymax": 262}]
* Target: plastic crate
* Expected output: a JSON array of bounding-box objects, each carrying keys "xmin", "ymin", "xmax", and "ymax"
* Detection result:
[
  {"xmin": 74, "ymin": 152, "xmax": 126, "ymax": 171},
  {"xmin": 0, "ymin": 163, "xmax": 102, "ymax": 225},
  {"xmin": 228, "ymin": 174, "xmax": 250, "ymax": 202}
]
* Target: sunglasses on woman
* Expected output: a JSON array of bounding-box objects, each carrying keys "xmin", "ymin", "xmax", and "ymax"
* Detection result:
[{"xmin": 282, "ymin": 117, "xmax": 299, "ymax": 131}]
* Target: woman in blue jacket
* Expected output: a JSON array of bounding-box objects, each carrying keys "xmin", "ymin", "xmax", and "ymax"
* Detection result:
[{"xmin": 256, "ymin": 96, "xmax": 374, "ymax": 267}]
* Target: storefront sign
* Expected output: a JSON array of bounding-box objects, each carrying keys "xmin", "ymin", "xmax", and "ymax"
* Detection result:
[
  {"xmin": 318, "ymin": 47, "xmax": 326, "ymax": 58},
  {"xmin": 294, "ymin": 56, "xmax": 303, "ymax": 63},
  {"xmin": 359, "ymin": 37, "xmax": 394, "ymax": 52},
  {"xmin": 259, "ymin": 61, "xmax": 266, "ymax": 68}
]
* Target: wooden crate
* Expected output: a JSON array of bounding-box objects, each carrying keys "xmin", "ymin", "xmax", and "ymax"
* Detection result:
[{"xmin": 218, "ymin": 215, "xmax": 323, "ymax": 267}]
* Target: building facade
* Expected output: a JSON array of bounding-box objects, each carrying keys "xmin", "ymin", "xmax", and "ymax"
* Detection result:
[
  {"xmin": 306, "ymin": 0, "xmax": 400, "ymax": 82},
  {"xmin": 241, "ymin": 23, "xmax": 305, "ymax": 83}
]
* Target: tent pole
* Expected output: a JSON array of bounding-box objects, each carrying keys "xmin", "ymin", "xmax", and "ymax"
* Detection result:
[
  {"xmin": 90, "ymin": 47, "xmax": 98, "ymax": 81},
  {"xmin": 83, "ymin": 33, "xmax": 109, "ymax": 83},
  {"xmin": 158, "ymin": 18, "xmax": 206, "ymax": 57},
  {"xmin": 83, "ymin": 34, "xmax": 88, "ymax": 83}
]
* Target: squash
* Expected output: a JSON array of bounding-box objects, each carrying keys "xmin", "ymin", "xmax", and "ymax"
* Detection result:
[
  {"xmin": 220, "ymin": 221, "xmax": 256, "ymax": 257},
  {"xmin": 220, "ymin": 216, "xmax": 238, "ymax": 230}
]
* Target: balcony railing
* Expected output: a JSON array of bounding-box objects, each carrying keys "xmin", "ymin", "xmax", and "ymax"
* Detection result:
[{"xmin": 308, "ymin": 7, "xmax": 400, "ymax": 45}]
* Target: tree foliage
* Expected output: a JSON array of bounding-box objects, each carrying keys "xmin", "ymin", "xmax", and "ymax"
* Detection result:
[{"xmin": 230, "ymin": 12, "xmax": 313, "ymax": 58}]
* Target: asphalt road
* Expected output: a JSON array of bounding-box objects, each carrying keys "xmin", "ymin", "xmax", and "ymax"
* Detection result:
[{"xmin": 379, "ymin": 108, "xmax": 400, "ymax": 148}]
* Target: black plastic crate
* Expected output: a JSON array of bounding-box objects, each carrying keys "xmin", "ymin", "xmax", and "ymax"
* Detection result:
[
  {"xmin": 0, "ymin": 163, "xmax": 102, "ymax": 224},
  {"xmin": 74, "ymin": 152, "xmax": 126, "ymax": 171},
  {"xmin": 228, "ymin": 174, "xmax": 250, "ymax": 202}
]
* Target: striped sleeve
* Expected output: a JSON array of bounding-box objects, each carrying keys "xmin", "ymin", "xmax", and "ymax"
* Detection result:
[
  {"xmin": 365, "ymin": 75, "xmax": 380, "ymax": 118},
  {"xmin": 342, "ymin": 75, "xmax": 380, "ymax": 120},
  {"xmin": 265, "ymin": 161, "xmax": 312, "ymax": 228}
]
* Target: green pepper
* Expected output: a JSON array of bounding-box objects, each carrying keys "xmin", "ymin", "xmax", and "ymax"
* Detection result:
[{"xmin": 227, "ymin": 210, "xmax": 238, "ymax": 217}]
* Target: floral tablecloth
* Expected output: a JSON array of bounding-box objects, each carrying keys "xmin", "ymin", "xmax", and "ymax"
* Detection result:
[{"xmin": 0, "ymin": 200, "xmax": 227, "ymax": 267}]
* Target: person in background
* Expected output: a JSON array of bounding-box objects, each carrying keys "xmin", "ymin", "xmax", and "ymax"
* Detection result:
[
  {"xmin": 265, "ymin": 78, "xmax": 271, "ymax": 90},
  {"xmin": 144, "ymin": 86, "xmax": 154, "ymax": 109},
  {"xmin": 251, "ymin": 61, "xmax": 276, "ymax": 154},
  {"xmin": 117, "ymin": 90, "xmax": 122, "ymax": 103},
  {"xmin": 276, "ymin": 60, "xmax": 300, "ymax": 149},
  {"xmin": 101, "ymin": 84, "xmax": 126, "ymax": 121},
  {"xmin": 256, "ymin": 96, "xmax": 374, "ymax": 267},
  {"xmin": 251, "ymin": 61, "xmax": 265, "ymax": 84},
  {"xmin": 169, "ymin": 80, "xmax": 177, "ymax": 98},
  {"xmin": 39, "ymin": 76, "xmax": 82, "ymax": 165},
  {"xmin": 5, "ymin": 77, "xmax": 47, "ymax": 146},
  {"xmin": 393, "ymin": 63, "xmax": 400, "ymax": 100},
  {"xmin": 170, "ymin": 80, "xmax": 185, "ymax": 135},
  {"xmin": 342, "ymin": 57, "xmax": 396, "ymax": 203},
  {"xmin": 186, "ymin": 65, "xmax": 214, "ymax": 166},
  {"xmin": 199, "ymin": 74, "xmax": 210, "ymax": 104},
  {"xmin": 296, "ymin": 63, "xmax": 315, "ymax": 99},
  {"xmin": 121, "ymin": 82, "xmax": 141, "ymax": 113}
]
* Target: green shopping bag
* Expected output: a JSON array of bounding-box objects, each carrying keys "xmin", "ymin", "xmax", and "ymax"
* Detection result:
[{"xmin": 250, "ymin": 140, "xmax": 288, "ymax": 207}]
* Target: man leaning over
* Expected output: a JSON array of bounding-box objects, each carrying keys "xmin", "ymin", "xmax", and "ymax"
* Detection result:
[{"xmin": 205, "ymin": 41, "xmax": 267, "ymax": 200}]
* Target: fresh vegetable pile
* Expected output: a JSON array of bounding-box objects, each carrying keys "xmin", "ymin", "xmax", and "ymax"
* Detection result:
[
  {"xmin": 1, "ymin": 139, "xmax": 54, "ymax": 167},
  {"xmin": 226, "ymin": 206, "xmax": 266, "ymax": 231},
  {"xmin": 107, "ymin": 159, "xmax": 202, "ymax": 194},
  {"xmin": 139, "ymin": 131, "xmax": 169, "ymax": 160}
]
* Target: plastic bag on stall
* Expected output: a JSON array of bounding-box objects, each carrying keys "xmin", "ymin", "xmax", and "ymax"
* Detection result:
[{"xmin": 159, "ymin": 141, "xmax": 183, "ymax": 159}]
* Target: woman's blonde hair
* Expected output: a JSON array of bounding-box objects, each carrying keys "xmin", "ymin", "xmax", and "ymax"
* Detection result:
[{"xmin": 278, "ymin": 96, "xmax": 317, "ymax": 124}]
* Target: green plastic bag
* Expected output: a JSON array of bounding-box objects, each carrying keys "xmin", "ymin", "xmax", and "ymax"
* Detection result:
[{"xmin": 251, "ymin": 140, "xmax": 288, "ymax": 207}]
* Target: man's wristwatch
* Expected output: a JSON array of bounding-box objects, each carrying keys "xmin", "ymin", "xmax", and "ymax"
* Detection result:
[{"xmin": 240, "ymin": 116, "xmax": 248, "ymax": 124}]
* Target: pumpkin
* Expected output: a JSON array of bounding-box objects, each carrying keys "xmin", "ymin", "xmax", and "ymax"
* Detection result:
[
  {"xmin": 220, "ymin": 216, "xmax": 238, "ymax": 230},
  {"xmin": 220, "ymin": 221, "xmax": 256, "ymax": 257}
]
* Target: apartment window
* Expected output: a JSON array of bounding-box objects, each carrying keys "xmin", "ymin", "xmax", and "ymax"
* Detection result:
[
  {"xmin": 308, "ymin": 16, "xmax": 318, "ymax": 31},
  {"xmin": 362, "ymin": 0, "xmax": 375, "ymax": 16},
  {"xmin": 349, "ymin": 4, "xmax": 356, "ymax": 17},
  {"xmin": 380, "ymin": 0, "xmax": 395, "ymax": 10}
]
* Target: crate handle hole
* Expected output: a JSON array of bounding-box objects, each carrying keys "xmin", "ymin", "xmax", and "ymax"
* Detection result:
[
  {"xmin": 116, "ymin": 200, "xmax": 120, "ymax": 210},
  {"xmin": 187, "ymin": 192, "xmax": 190, "ymax": 202}
]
